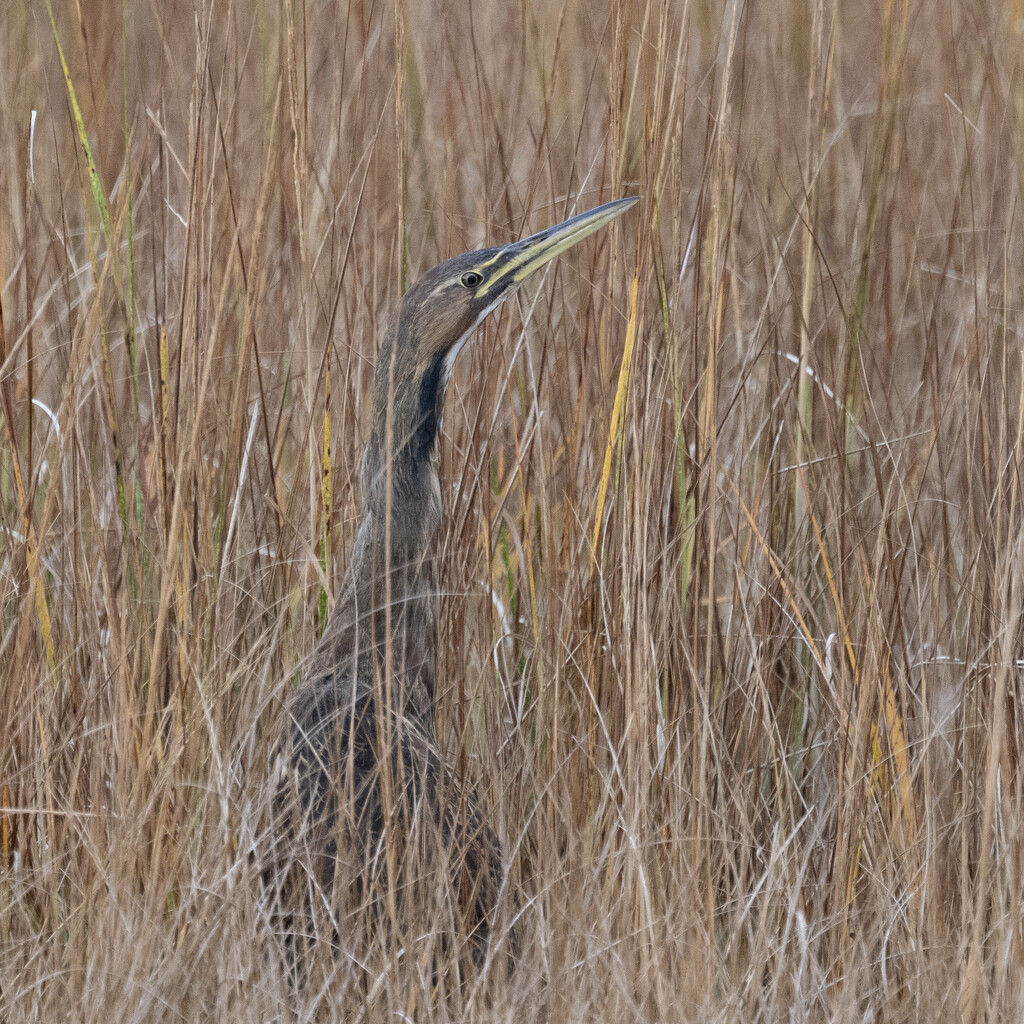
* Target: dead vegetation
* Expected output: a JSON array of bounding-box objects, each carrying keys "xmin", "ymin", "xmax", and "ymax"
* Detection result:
[{"xmin": 1, "ymin": 0, "xmax": 1023, "ymax": 1020}]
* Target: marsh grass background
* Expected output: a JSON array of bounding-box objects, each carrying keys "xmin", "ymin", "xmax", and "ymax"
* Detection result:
[{"xmin": 2, "ymin": 0, "xmax": 1024, "ymax": 1019}]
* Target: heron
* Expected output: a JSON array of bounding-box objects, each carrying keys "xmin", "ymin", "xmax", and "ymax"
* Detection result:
[{"xmin": 265, "ymin": 196, "xmax": 639, "ymax": 981}]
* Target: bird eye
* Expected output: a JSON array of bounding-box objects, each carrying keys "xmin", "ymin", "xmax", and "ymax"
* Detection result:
[{"xmin": 460, "ymin": 271, "xmax": 483, "ymax": 289}]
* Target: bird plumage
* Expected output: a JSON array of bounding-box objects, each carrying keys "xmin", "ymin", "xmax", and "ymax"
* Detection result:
[{"xmin": 263, "ymin": 197, "xmax": 638, "ymax": 982}]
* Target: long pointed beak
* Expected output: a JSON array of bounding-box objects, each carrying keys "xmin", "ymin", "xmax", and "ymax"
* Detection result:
[{"xmin": 480, "ymin": 197, "xmax": 639, "ymax": 297}]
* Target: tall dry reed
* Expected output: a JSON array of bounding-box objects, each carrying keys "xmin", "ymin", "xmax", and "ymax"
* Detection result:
[{"xmin": 1, "ymin": 1, "xmax": 1022, "ymax": 1020}]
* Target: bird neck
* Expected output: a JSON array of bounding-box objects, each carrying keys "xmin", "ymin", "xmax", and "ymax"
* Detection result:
[
  {"xmin": 359, "ymin": 437, "xmax": 443, "ymax": 556},
  {"xmin": 309, "ymin": 320, "xmax": 448, "ymax": 726},
  {"xmin": 366, "ymin": 323, "xmax": 449, "ymax": 477},
  {"xmin": 360, "ymin": 315, "xmax": 450, "ymax": 546}
]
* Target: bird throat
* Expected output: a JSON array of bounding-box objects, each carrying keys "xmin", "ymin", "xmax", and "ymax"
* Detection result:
[{"xmin": 313, "ymin": 311, "xmax": 478, "ymax": 725}]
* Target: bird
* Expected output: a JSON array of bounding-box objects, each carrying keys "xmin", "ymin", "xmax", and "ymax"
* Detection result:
[{"xmin": 263, "ymin": 196, "xmax": 639, "ymax": 985}]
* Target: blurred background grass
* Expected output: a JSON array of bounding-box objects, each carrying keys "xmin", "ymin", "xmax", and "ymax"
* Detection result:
[{"xmin": 1, "ymin": 0, "xmax": 1023, "ymax": 1019}]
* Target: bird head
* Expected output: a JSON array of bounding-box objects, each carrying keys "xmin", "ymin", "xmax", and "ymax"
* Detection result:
[{"xmin": 369, "ymin": 197, "xmax": 639, "ymax": 469}]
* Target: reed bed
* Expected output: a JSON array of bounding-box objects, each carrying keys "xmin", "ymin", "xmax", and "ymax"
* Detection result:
[{"xmin": 1, "ymin": 0, "xmax": 1022, "ymax": 1020}]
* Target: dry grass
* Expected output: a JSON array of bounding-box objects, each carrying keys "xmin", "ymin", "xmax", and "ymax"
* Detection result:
[{"xmin": 2, "ymin": 0, "xmax": 1024, "ymax": 1020}]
